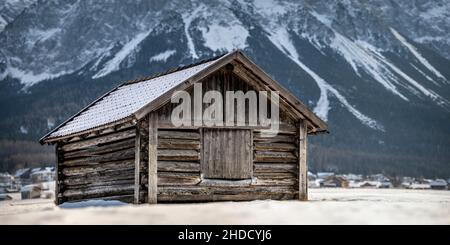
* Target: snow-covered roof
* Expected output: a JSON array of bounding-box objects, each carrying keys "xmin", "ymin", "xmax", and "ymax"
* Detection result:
[
  {"xmin": 42, "ymin": 55, "xmax": 225, "ymax": 141},
  {"xmin": 41, "ymin": 50, "xmax": 327, "ymax": 143}
]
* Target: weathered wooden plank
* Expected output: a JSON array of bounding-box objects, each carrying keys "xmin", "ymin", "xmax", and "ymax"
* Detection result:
[
  {"xmin": 61, "ymin": 168, "xmax": 134, "ymax": 184},
  {"xmin": 156, "ymin": 186, "xmax": 298, "ymax": 201},
  {"xmin": 254, "ymin": 142, "xmax": 296, "ymax": 152},
  {"xmin": 157, "ymin": 138, "xmax": 200, "ymax": 150},
  {"xmin": 254, "ymin": 151, "xmax": 297, "ymax": 162},
  {"xmin": 202, "ymin": 128, "xmax": 252, "ymax": 179},
  {"xmin": 158, "ymin": 193, "xmax": 296, "ymax": 202},
  {"xmin": 199, "ymin": 178, "xmax": 253, "ymax": 187},
  {"xmin": 62, "ymin": 148, "xmax": 135, "ymax": 166},
  {"xmin": 61, "ymin": 129, "xmax": 135, "ymax": 151},
  {"xmin": 65, "ymin": 194, "xmax": 134, "ymax": 203},
  {"xmin": 158, "ymin": 186, "xmax": 297, "ymax": 194},
  {"xmin": 62, "ymin": 159, "xmax": 134, "ymax": 176},
  {"xmin": 64, "ymin": 179, "xmax": 135, "ymax": 189},
  {"xmin": 298, "ymin": 120, "xmax": 308, "ymax": 201},
  {"xmin": 63, "ymin": 184, "xmax": 134, "ymax": 198},
  {"xmin": 157, "ymin": 172, "xmax": 201, "ymax": 186},
  {"xmin": 63, "ymin": 170, "xmax": 135, "ymax": 186},
  {"xmin": 148, "ymin": 112, "xmax": 158, "ymax": 204},
  {"xmin": 157, "ymin": 161, "xmax": 200, "ymax": 172},
  {"xmin": 157, "ymin": 149, "xmax": 200, "ymax": 161},
  {"xmin": 253, "ymin": 133, "xmax": 296, "ymax": 143},
  {"xmin": 138, "ymin": 117, "xmax": 149, "ymax": 204},
  {"xmin": 253, "ymin": 172, "xmax": 297, "ymax": 178},
  {"xmin": 134, "ymin": 126, "xmax": 140, "ymax": 204},
  {"xmin": 63, "ymin": 138, "xmax": 135, "ymax": 159},
  {"xmin": 254, "ymin": 178, "xmax": 297, "ymax": 186},
  {"xmin": 254, "ymin": 163, "xmax": 298, "ymax": 173},
  {"xmin": 253, "ymin": 124, "xmax": 297, "ymax": 135},
  {"xmin": 158, "ymin": 130, "xmax": 200, "ymax": 140}
]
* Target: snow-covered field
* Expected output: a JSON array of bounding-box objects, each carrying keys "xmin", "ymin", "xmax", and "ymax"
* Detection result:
[{"xmin": 1, "ymin": 188, "xmax": 449, "ymax": 225}]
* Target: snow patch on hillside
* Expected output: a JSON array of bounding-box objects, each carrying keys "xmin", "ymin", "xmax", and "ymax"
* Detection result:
[
  {"xmin": 322, "ymin": 24, "xmax": 448, "ymax": 108},
  {"xmin": 381, "ymin": 55, "xmax": 448, "ymax": 106},
  {"xmin": 419, "ymin": 5, "xmax": 449, "ymax": 20},
  {"xmin": 19, "ymin": 126, "xmax": 28, "ymax": 134},
  {"xmin": 200, "ymin": 22, "xmax": 249, "ymax": 52},
  {"xmin": 93, "ymin": 30, "xmax": 150, "ymax": 79},
  {"xmin": 0, "ymin": 15, "xmax": 7, "ymax": 31},
  {"xmin": 265, "ymin": 28, "xmax": 384, "ymax": 131},
  {"xmin": 7, "ymin": 67, "xmax": 69, "ymax": 87},
  {"xmin": 25, "ymin": 28, "xmax": 60, "ymax": 48},
  {"xmin": 331, "ymin": 32, "xmax": 409, "ymax": 101},
  {"xmin": 149, "ymin": 50, "xmax": 176, "ymax": 62},
  {"xmin": 252, "ymin": 0, "xmax": 293, "ymax": 16},
  {"xmin": 310, "ymin": 11, "xmax": 332, "ymax": 28},
  {"xmin": 182, "ymin": 6, "xmax": 205, "ymax": 59},
  {"xmin": 390, "ymin": 28, "xmax": 447, "ymax": 82},
  {"xmin": 411, "ymin": 63, "xmax": 438, "ymax": 86}
]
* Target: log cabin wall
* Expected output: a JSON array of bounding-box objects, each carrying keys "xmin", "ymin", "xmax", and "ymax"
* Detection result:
[
  {"xmin": 136, "ymin": 67, "xmax": 300, "ymax": 202},
  {"xmin": 138, "ymin": 118, "xmax": 202, "ymax": 203},
  {"xmin": 55, "ymin": 127, "xmax": 136, "ymax": 204}
]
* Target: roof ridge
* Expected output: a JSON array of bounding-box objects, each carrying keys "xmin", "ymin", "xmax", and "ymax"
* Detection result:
[{"xmin": 123, "ymin": 52, "xmax": 228, "ymax": 85}]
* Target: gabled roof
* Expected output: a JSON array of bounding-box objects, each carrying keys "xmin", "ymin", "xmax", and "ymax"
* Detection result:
[{"xmin": 41, "ymin": 50, "xmax": 327, "ymax": 144}]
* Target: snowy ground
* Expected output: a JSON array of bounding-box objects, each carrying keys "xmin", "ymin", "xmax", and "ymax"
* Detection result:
[{"xmin": 1, "ymin": 188, "xmax": 449, "ymax": 225}]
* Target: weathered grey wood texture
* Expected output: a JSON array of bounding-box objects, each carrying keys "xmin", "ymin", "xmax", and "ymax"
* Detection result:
[
  {"xmin": 148, "ymin": 112, "xmax": 158, "ymax": 204},
  {"xmin": 57, "ymin": 127, "xmax": 136, "ymax": 203},
  {"xmin": 298, "ymin": 120, "xmax": 308, "ymax": 201},
  {"xmin": 202, "ymin": 128, "xmax": 252, "ymax": 179}
]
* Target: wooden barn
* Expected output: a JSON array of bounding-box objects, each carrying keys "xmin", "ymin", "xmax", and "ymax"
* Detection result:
[{"xmin": 40, "ymin": 50, "xmax": 327, "ymax": 205}]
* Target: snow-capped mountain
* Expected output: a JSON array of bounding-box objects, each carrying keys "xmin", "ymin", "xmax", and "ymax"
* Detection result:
[{"xmin": 1, "ymin": 0, "xmax": 449, "ymax": 177}]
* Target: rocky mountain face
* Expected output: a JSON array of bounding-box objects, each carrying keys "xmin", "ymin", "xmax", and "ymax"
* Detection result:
[
  {"xmin": 0, "ymin": 0, "xmax": 34, "ymax": 31},
  {"xmin": 1, "ymin": 0, "xmax": 449, "ymax": 177}
]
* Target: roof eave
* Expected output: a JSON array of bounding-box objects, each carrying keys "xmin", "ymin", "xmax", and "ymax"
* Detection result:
[
  {"xmin": 40, "ymin": 116, "xmax": 135, "ymax": 145},
  {"xmin": 39, "ymin": 82, "xmax": 126, "ymax": 145}
]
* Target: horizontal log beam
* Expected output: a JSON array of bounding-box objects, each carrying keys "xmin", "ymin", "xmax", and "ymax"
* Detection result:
[
  {"xmin": 254, "ymin": 163, "xmax": 298, "ymax": 173},
  {"xmin": 157, "ymin": 172, "xmax": 201, "ymax": 186},
  {"xmin": 62, "ymin": 159, "xmax": 134, "ymax": 176},
  {"xmin": 157, "ymin": 161, "xmax": 200, "ymax": 172},
  {"xmin": 254, "ymin": 151, "xmax": 297, "ymax": 162},
  {"xmin": 62, "ymin": 148, "xmax": 135, "ymax": 166},
  {"xmin": 63, "ymin": 184, "xmax": 134, "ymax": 198},
  {"xmin": 63, "ymin": 170, "xmax": 135, "ymax": 186},
  {"xmin": 157, "ymin": 149, "xmax": 200, "ymax": 161},
  {"xmin": 64, "ymin": 179, "xmax": 135, "ymax": 189},
  {"xmin": 254, "ymin": 142, "xmax": 296, "ymax": 152},
  {"xmin": 254, "ymin": 178, "xmax": 297, "ymax": 186},
  {"xmin": 253, "ymin": 133, "xmax": 296, "ymax": 143},
  {"xmin": 157, "ymin": 138, "xmax": 200, "ymax": 150},
  {"xmin": 61, "ymin": 129, "xmax": 135, "ymax": 152},
  {"xmin": 63, "ymin": 138, "xmax": 135, "ymax": 159},
  {"xmin": 157, "ymin": 193, "xmax": 297, "ymax": 202},
  {"xmin": 158, "ymin": 130, "xmax": 200, "ymax": 140}
]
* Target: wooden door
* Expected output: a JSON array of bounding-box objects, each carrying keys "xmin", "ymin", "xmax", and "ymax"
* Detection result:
[{"xmin": 202, "ymin": 128, "xmax": 252, "ymax": 179}]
